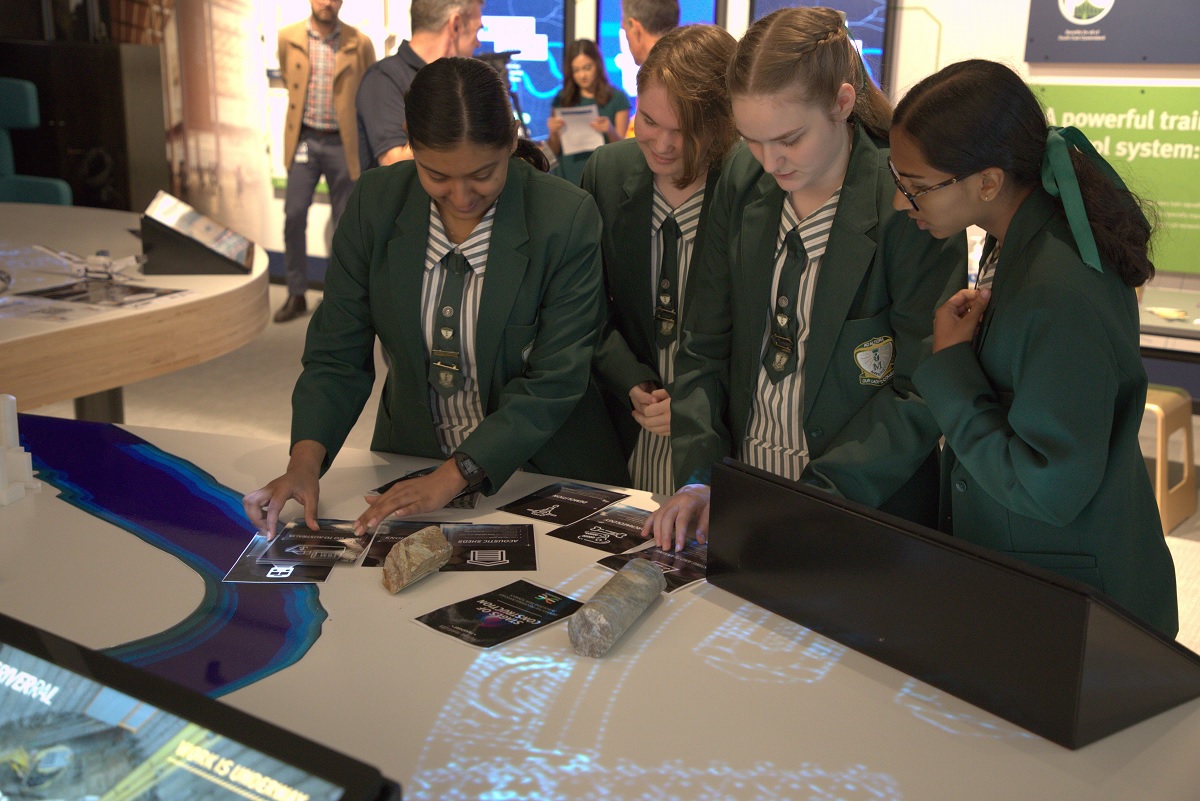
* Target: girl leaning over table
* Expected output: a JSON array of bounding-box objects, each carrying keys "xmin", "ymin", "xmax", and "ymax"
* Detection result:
[
  {"xmin": 643, "ymin": 7, "xmax": 965, "ymax": 551},
  {"xmin": 889, "ymin": 59, "xmax": 1177, "ymax": 637},
  {"xmin": 581, "ymin": 24, "xmax": 739, "ymax": 496},
  {"xmin": 244, "ymin": 57, "xmax": 628, "ymax": 538}
]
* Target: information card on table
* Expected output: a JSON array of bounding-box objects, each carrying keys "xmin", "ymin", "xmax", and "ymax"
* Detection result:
[
  {"xmin": 415, "ymin": 579, "xmax": 583, "ymax": 649},
  {"xmin": 598, "ymin": 541, "xmax": 708, "ymax": 593},
  {"xmin": 443, "ymin": 523, "xmax": 537, "ymax": 571},
  {"xmin": 223, "ymin": 535, "xmax": 333, "ymax": 584},
  {"xmin": 498, "ymin": 482, "xmax": 629, "ymax": 525},
  {"xmin": 360, "ymin": 520, "xmax": 465, "ymax": 567},
  {"xmin": 360, "ymin": 522, "xmax": 536, "ymax": 571},
  {"xmin": 257, "ymin": 519, "xmax": 372, "ymax": 566},
  {"xmin": 546, "ymin": 503, "xmax": 651, "ymax": 553}
]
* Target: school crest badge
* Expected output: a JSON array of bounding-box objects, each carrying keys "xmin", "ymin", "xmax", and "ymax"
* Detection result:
[{"xmin": 853, "ymin": 336, "xmax": 894, "ymax": 386}]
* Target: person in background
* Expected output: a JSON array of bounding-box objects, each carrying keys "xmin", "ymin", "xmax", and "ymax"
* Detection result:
[
  {"xmin": 582, "ymin": 25, "xmax": 737, "ymax": 494},
  {"xmin": 890, "ymin": 59, "xmax": 1178, "ymax": 637},
  {"xmin": 276, "ymin": 0, "xmax": 376, "ymax": 323},
  {"xmin": 644, "ymin": 7, "xmax": 964, "ymax": 550},
  {"xmin": 546, "ymin": 39, "xmax": 630, "ymax": 185},
  {"xmin": 356, "ymin": 0, "xmax": 484, "ymax": 172},
  {"xmin": 244, "ymin": 57, "xmax": 628, "ymax": 538},
  {"xmin": 620, "ymin": 0, "xmax": 679, "ymax": 139}
]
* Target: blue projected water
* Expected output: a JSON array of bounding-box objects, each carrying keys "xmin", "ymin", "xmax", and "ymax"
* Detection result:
[{"xmin": 479, "ymin": 1, "xmax": 565, "ymax": 140}]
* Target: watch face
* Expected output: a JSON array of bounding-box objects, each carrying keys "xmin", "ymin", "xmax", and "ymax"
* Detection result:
[{"xmin": 455, "ymin": 453, "xmax": 483, "ymax": 488}]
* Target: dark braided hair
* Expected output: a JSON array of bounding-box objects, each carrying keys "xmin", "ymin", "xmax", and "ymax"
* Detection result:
[{"xmin": 727, "ymin": 7, "xmax": 891, "ymax": 141}]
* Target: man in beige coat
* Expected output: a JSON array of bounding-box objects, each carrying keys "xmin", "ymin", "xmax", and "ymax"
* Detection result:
[{"xmin": 276, "ymin": 0, "xmax": 375, "ymax": 322}]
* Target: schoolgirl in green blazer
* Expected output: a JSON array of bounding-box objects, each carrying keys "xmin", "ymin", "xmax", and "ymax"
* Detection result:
[
  {"xmin": 891, "ymin": 60, "xmax": 1177, "ymax": 636},
  {"xmin": 581, "ymin": 25, "xmax": 738, "ymax": 495},
  {"xmin": 645, "ymin": 8, "xmax": 964, "ymax": 549},
  {"xmin": 244, "ymin": 58, "xmax": 628, "ymax": 538}
]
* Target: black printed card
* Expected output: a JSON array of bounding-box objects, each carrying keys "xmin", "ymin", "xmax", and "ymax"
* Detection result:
[
  {"xmin": 256, "ymin": 518, "xmax": 372, "ymax": 566},
  {"xmin": 415, "ymin": 579, "xmax": 582, "ymax": 649},
  {"xmin": 546, "ymin": 503, "xmax": 651, "ymax": 553},
  {"xmin": 360, "ymin": 522, "xmax": 536, "ymax": 571},
  {"xmin": 223, "ymin": 535, "xmax": 332, "ymax": 584},
  {"xmin": 498, "ymin": 482, "xmax": 628, "ymax": 525},
  {"xmin": 360, "ymin": 520, "xmax": 465, "ymax": 567},
  {"xmin": 443, "ymin": 523, "xmax": 537, "ymax": 571},
  {"xmin": 597, "ymin": 541, "xmax": 708, "ymax": 593}
]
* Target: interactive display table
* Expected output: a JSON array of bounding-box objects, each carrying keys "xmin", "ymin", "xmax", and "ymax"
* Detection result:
[{"xmin": 2, "ymin": 419, "xmax": 1199, "ymax": 800}]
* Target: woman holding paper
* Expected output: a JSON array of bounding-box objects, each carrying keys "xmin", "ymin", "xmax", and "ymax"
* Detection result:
[
  {"xmin": 580, "ymin": 24, "xmax": 738, "ymax": 495},
  {"xmin": 547, "ymin": 39, "xmax": 630, "ymax": 185},
  {"xmin": 244, "ymin": 57, "xmax": 628, "ymax": 538},
  {"xmin": 889, "ymin": 59, "xmax": 1177, "ymax": 635}
]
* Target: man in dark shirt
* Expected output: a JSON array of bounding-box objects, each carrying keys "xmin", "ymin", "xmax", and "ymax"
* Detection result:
[
  {"xmin": 618, "ymin": 0, "xmax": 678, "ymax": 139},
  {"xmin": 356, "ymin": 0, "xmax": 485, "ymax": 171}
]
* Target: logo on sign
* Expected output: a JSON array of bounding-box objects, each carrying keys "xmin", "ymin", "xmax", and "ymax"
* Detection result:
[{"xmin": 1058, "ymin": 0, "xmax": 1114, "ymax": 25}]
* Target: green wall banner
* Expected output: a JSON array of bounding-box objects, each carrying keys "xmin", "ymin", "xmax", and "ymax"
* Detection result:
[{"xmin": 1033, "ymin": 84, "xmax": 1200, "ymax": 275}]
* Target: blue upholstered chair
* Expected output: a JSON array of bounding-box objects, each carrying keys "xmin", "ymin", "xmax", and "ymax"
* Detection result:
[{"xmin": 0, "ymin": 77, "xmax": 72, "ymax": 205}]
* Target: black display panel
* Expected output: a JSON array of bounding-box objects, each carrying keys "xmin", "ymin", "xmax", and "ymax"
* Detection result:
[
  {"xmin": 0, "ymin": 613, "xmax": 400, "ymax": 800},
  {"xmin": 707, "ymin": 459, "xmax": 1200, "ymax": 749}
]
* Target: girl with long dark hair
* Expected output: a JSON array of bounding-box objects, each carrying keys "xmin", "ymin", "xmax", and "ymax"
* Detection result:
[
  {"xmin": 890, "ymin": 59, "xmax": 1177, "ymax": 635},
  {"xmin": 245, "ymin": 57, "xmax": 628, "ymax": 536}
]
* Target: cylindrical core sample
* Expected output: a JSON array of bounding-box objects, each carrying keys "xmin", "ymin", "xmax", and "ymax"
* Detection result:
[{"xmin": 569, "ymin": 558, "xmax": 666, "ymax": 657}]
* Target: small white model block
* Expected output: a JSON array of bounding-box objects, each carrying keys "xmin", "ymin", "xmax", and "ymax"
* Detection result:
[{"xmin": 0, "ymin": 394, "xmax": 37, "ymax": 506}]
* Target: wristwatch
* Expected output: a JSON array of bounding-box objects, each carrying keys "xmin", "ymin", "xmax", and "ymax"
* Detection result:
[{"xmin": 451, "ymin": 451, "xmax": 487, "ymax": 492}]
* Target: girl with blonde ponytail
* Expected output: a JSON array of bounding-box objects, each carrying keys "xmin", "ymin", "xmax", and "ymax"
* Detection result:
[{"xmin": 645, "ymin": 7, "xmax": 965, "ymax": 551}]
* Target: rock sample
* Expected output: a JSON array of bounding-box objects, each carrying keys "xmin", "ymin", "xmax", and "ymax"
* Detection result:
[
  {"xmin": 381, "ymin": 525, "xmax": 452, "ymax": 593},
  {"xmin": 568, "ymin": 559, "xmax": 666, "ymax": 657}
]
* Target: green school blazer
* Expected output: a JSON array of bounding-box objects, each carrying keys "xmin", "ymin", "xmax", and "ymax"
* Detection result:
[
  {"xmin": 913, "ymin": 188, "xmax": 1178, "ymax": 636},
  {"xmin": 291, "ymin": 157, "xmax": 630, "ymax": 492},
  {"xmin": 672, "ymin": 127, "xmax": 965, "ymax": 525},
  {"xmin": 580, "ymin": 138, "xmax": 721, "ymax": 455}
]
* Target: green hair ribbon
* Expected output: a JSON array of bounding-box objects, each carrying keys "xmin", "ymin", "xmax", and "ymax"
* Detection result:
[{"xmin": 1040, "ymin": 125, "xmax": 1129, "ymax": 273}]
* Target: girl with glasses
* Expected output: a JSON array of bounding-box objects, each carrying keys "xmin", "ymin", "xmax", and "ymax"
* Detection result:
[
  {"xmin": 244, "ymin": 57, "xmax": 629, "ymax": 538},
  {"xmin": 890, "ymin": 59, "xmax": 1177, "ymax": 636},
  {"xmin": 643, "ymin": 7, "xmax": 964, "ymax": 550},
  {"xmin": 582, "ymin": 24, "xmax": 739, "ymax": 495}
]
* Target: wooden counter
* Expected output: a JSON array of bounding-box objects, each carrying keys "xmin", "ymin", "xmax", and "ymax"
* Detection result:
[{"xmin": 0, "ymin": 202, "xmax": 267, "ymax": 412}]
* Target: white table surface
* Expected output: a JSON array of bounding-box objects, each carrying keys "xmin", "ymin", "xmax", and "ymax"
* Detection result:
[{"xmin": 2, "ymin": 423, "xmax": 1199, "ymax": 800}]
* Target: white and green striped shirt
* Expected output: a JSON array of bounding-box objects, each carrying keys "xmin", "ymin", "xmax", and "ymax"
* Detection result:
[
  {"xmin": 628, "ymin": 185, "xmax": 706, "ymax": 495},
  {"xmin": 741, "ymin": 189, "xmax": 841, "ymax": 480},
  {"xmin": 421, "ymin": 201, "xmax": 497, "ymax": 456}
]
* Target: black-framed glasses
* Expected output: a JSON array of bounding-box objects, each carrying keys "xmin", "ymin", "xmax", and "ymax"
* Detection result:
[{"xmin": 888, "ymin": 158, "xmax": 970, "ymax": 212}]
